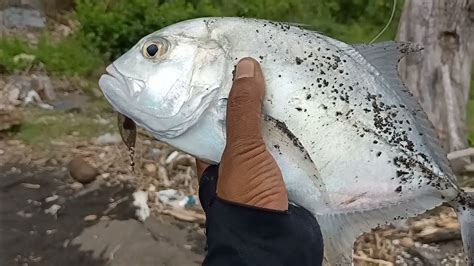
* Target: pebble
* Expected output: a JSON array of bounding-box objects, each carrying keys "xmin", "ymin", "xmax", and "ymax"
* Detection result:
[
  {"xmin": 21, "ymin": 183, "xmax": 40, "ymax": 189},
  {"xmin": 68, "ymin": 157, "xmax": 98, "ymax": 184},
  {"xmin": 70, "ymin": 182, "xmax": 83, "ymax": 190},
  {"xmin": 45, "ymin": 195, "xmax": 58, "ymax": 203},
  {"xmin": 144, "ymin": 163, "xmax": 157, "ymax": 174},
  {"xmin": 101, "ymin": 173, "xmax": 111, "ymax": 179},
  {"xmin": 0, "ymin": 149, "xmax": 4, "ymax": 155},
  {"xmin": 83, "ymin": 214, "xmax": 97, "ymax": 222},
  {"xmin": 400, "ymin": 237, "xmax": 414, "ymax": 248}
]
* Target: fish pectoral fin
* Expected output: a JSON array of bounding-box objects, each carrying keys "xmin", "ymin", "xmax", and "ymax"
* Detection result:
[{"xmin": 262, "ymin": 115, "xmax": 329, "ymax": 208}]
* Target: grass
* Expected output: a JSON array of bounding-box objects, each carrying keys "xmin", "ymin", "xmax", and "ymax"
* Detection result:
[
  {"xmin": 0, "ymin": 35, "xmax": 102, "ymax": 76},
  {"xmin": 17, "ymin": 99, "xmax": 115, "ymax": 148}
]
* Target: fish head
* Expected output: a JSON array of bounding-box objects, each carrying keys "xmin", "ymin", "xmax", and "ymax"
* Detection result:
[{"xmin": 99, "ymin": 19, "xmax": 228, "ymax": 138}]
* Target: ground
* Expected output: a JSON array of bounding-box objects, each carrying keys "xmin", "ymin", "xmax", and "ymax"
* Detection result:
[{"xmin": 0, "ymin": 163, "xmax": 205, "ymax": 266}]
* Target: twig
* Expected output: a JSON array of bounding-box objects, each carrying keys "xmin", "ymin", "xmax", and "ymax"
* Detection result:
[
  {"xmin": 160, "ymin": 208, "xmax": 205, "ymax": 224},
  {"xmin": 352, "ymin": 255, "xmax": 394, "ymax": 266},
  {"xmin": 103, "ymin": 196, "xmax": 129, "ymax": 215}
]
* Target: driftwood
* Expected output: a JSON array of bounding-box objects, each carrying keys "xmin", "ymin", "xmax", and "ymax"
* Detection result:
[
  {"xmin": 447, "ymin": 148, "xmax": 474, "ymax": 160},
  {"xmin": 416, "ymin": 228, "xmax": 461, "ymax": 243}
]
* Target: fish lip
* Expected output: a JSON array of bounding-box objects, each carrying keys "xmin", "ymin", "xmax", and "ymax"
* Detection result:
[{"xmin": 101, "ymin": 64, "xmax": 146, "ymax": 98}]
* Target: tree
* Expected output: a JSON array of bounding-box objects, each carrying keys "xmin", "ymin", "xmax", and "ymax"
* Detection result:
[{"xmin": 397, "ymin": 0, "xmax": 474, "ymax": 155}]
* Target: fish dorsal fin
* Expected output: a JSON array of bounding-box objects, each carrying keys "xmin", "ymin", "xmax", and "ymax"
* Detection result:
[
  {"xmin": 352, "ymin": 41, "xmax": 423, "ymax": 71},
  {"xmin": 352, "ymin": 41, "xmax": 456, "ymax": 185}
]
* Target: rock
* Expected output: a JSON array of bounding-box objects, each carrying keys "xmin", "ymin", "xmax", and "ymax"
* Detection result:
[
  {"xmin": 3, "ymin": 7, "xmax": 45, "ymax": 29},
  {"xmin": 31, "ymin": 74, "xmax": 56, "ymax": 101},
  {"xmin": 83, "ymin": 214, "xmax": 97, "ymax": 222},
  {"xmin": 68, "ymin": 157, "xmax": 98, "ymax": 184},
  {"xmin": 95, "ymin": 133, "xmax": 121, "ymax": 145}
]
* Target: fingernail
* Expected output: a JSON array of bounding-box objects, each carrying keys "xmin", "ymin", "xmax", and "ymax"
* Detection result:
[{"xmin": 235, "ymin": 59, "xmax": 255, "ymax": 80}]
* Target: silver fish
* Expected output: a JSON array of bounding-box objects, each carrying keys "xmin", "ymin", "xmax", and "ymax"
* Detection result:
[{"xmin": 99, "ymin": 18, "xmax": 473, "ymax": 264}]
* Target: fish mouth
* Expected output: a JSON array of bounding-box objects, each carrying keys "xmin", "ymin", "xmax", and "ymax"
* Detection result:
[
  {"xmin": 99, "ymin": 64, "xmax": 219, "ymax": 139},
  {"xmin": 99, "ymin": 64, "xmax": 146, "ymax": 99}
]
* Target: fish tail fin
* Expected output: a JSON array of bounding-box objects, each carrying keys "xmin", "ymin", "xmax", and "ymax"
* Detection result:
[{"xmin": 454, "ymin": 192, "xmax": 474, "ymax": 265}]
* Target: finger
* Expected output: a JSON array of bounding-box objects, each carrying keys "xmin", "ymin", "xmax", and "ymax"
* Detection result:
[
  {"xmin": 226, "ymin": 57, "xmax": 265, "ymax": 142},
  {"xmin": 195, "ymin": 159, "xmax": 210, "ymax": 180}
]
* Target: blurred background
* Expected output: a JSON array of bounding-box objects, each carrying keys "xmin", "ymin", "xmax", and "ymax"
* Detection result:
[{"xmin": 0, "ymin": 0, "xmax": 472, "ymax": 265}]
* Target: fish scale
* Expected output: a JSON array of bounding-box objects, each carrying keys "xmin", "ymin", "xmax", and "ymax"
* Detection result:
[{"xmin": 99, "ymin": 17, "xmax": 474, "ymax": 265}]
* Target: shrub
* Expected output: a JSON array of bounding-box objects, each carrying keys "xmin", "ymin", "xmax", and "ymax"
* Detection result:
[
  {"xmin": 75, "ymin": 0, "xmax": 221, "ymax": 60},
  {"xmin": 75, "ymin": 0, "xmax": 402, "ymax": 60},
  {"xmin": 0, "ymin": 35, "xmax": 102, "ymax": 76}
]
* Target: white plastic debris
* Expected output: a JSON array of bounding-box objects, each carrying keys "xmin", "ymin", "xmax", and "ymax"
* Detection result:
[
  {"xmin": 156, "ymin": 189, "xmax": 198, "ymax": 209},
  {"xmin": 165, "ymin": 151, "xmax": 179, "ymax": 164},
  {"xmin": 45, "ymin": 204, "xmax": 61, "ymax": 216},
  {"xmin": 132, "ymin": 191, "xmax": 150, "ymax": 222},
  {"xmin": 157, "ymin": 189, "xmax": 178, "ymax": 204}
]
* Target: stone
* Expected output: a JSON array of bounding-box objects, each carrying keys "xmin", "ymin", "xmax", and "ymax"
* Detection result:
[
  {"xmin": 68, "ymin": 157, "xmax": 98, "ymax": 184},
  {"xmin": 3, "ymin": 7, "xmax": 45, "ymax": 29},
  {"xmin": 95, "ymin": 133, "xmax": 122, "ymax": 145}
]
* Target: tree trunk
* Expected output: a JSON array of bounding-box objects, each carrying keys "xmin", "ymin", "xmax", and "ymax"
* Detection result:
[{"xmin": 396, "ymin": 0, "xmax": 474, "ymax": 154}]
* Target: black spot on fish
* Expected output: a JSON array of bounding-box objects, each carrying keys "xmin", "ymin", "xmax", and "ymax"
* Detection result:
[
  {"xmin": 395, "ymin": 186, "xmax": 402, "ymax": 193},
  {"xmin": 295, "ymin": 57, "xmax": 303, "ymax": 65}
]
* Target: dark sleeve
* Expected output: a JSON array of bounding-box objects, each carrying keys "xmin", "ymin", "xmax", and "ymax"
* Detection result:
[{"xmin": 199, "ymin": 165, "xmax": 324, "ymax": 266}]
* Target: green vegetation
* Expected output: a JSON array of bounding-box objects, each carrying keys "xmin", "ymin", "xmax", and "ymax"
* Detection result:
[
  {"xmin": 18, "ymin": 100, "xmax": 115, "ymax": 147},
  {"xmin": 0, "ymin": 35, "xmax": 101, "ymax": 76},
  {"xmin": 76, "ymin": 0, "xmax": 402, "ymax": 60}
]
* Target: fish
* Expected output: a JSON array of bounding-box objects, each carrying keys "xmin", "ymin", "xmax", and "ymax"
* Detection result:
[{"xmin": 98, "ymin": 17, "xmax": 473, "ymax": 264}]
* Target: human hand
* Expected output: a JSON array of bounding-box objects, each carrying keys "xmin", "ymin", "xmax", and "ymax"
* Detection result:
[{"xmin": 196, "ymin": 58, "xmax": 288, "ymax": 211}]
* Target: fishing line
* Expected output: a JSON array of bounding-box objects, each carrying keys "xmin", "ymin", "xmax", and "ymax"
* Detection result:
[{"xmin": 369, "ymin": 0, "xmax": 397, "ymax": 44}]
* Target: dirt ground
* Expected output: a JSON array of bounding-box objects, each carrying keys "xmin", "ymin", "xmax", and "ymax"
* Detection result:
[{"xmin": 0, "ymin": 163, "xmax": 205, "ymax": 266}]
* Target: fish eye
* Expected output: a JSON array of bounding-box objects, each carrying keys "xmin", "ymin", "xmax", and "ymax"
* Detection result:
[{"xmin": 142, "ymin": 39, "xmax": 168, "ymax": 59}]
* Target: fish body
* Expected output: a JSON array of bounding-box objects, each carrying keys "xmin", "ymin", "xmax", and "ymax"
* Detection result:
[{"xmin": 99, "ymin": 18, "xmax": 473, "ymax": 264}]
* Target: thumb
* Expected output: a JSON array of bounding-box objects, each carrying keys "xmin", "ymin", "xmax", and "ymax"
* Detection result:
[
  {"xmin": 217, "ymin": 58, "xmax": 288, "ymax": 211},
  {"xmin": 226, "ymin": 57, "xmax": 265, "ymax": 142}
]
